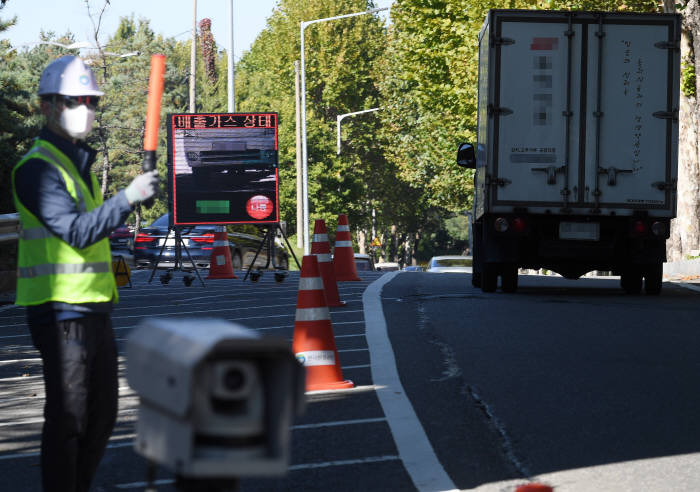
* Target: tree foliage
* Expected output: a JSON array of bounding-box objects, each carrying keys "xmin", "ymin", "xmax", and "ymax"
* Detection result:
[{"xmin": 3, "ymin": 0, "xmax": 696, "ymax": 264}]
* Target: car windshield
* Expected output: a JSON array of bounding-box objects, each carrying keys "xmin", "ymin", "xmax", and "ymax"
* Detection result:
[
  {"xmin": 150, "ymin": 214, "xmax": 170, "ymax": 228},
  {"xmin": 355, "ymin": 260, "xmax": 372, "ymax": 271},
  {"xmin": 433, "ymin": 258, "xmax": 470, "ymax": 267},
  {"xmin": 148, "ymin": 214, "xmax": 213, "ymax": 233}
]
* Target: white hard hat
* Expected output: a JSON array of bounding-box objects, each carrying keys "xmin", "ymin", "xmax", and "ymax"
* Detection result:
[{"xmin": 38, "ymin": 55, "xmax": 104, "ymax": 97}]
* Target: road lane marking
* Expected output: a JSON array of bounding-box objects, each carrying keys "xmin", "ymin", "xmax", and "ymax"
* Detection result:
[
  {"xmin": 363, "ymin": 272, "xmax": 458, "ymax": 492},
  {"xmin": 0, "ymin": 435, "xmax": 136, "ymax": 461},
  {"xmin": 113, "ymin": 456, "xmax": 402, "ymax": 488},
  {"xmin": 291, "ymin": 417, "xmax": 386, "ymax": 430}
]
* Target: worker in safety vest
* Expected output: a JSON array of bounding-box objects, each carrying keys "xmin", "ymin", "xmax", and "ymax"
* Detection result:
[{"xmin": 11, "ymin": 55, "xmax": 158, "ymax": 492}]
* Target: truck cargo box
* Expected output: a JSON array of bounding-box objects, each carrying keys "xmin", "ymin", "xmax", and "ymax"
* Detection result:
[
  {"xmin": 459, "ymin": 10, "xmax": 681, "ymax": 294},
  {"xmin": 474, "ymin": 10, "xmax": 680, "ymax": 218}
]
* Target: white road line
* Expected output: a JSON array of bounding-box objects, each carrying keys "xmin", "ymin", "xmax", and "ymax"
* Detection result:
[
  {"xmin": 289, "ymin": 455, "xmax": 400, "ymax": 471},
  {"xmin": 337, "ymin": 348, "xmax": 368, "ymax": 353},
  {"xmin": 292, "ymin": 417, "xmax": 386, "ymax": 430},
  {"xmin": 0, "ymin": 408, "xmax": 137, "ymax": 428},
  {"xmin": 343, "ymin": 364, "xmax": 370, "ymax": 369},
  {"xmin": 0, "ymin": 437, "xmax": 135, "ymax": 461},
  {"xmin": 363, "ymin": 272, "xmax": 458, "ymax": 492},
  {"xmin": 0, "ymin": 358, "xmax": 41, "ymax": 366},
  {"xmin": 672, "ymin": 281, "xmax": 700, "ymax": 293},
  {"xmin": 114, "ymin": 456, "xmax": 401, "ymax": 488}
]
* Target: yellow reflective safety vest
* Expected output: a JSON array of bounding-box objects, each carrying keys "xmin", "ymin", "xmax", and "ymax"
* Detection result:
[{"xmin": 11, "ymin": 139, "xmax": 117, "ymax": 306}]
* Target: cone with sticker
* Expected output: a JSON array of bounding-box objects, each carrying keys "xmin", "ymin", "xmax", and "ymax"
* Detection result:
[
  {"xmin": 333, "ymin": 214, "xmax": 361, "ymax": 281},
  {"xmin": 206, "ymin": 228, "xmax": 237, "ymax": 279},
  {"xmin": 311, "ymin": 219, "xmax": 345, "ymax": 307},
  {"xmin": 293, "ymin": 255, "xmax": 354, "ymax": 391}
]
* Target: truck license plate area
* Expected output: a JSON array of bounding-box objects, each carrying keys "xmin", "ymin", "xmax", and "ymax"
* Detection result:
[{"xmin": 559, "ymin": 222, "xmax": 600, "ymax": 241}]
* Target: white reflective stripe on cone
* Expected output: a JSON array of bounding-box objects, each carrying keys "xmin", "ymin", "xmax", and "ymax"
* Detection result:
[
  {"xmin": 298, "ymin": 277, "xmax": 324, "ymax": 291},
  {"xmin": 337, "ymin": 225, "xmax": 350, "ymax": 232},
  {"xmin": 296, "ymin": 307, "xmax": 331, "ymax": 321},
  {"xmin": 313, "ymin": 233, "xmax": 329, "ymax": 243},
  {"xmin": 335, "ymin": 241, "xmax": 353, "ymax": 247},
  {"xmin": 315, "ymin": 253, "xmax": 332, "ymax": 263}
]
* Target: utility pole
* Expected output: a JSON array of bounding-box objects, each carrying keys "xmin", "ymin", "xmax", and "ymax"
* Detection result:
[
  {"xmin": 295, "ymin": 60, "xmax": 303, "ymax": 248},
  {"xmin": 189, "ymin": 0, "xmax": 197, "ymax": 113},
  {"xmin": 227, "ymin": 0, "xmax": 235, "ymax": 112}
]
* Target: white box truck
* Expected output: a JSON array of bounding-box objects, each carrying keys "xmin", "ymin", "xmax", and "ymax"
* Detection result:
[{"xmin": 457, "ymin": 10, "xmax": 681, "ymax": 294}]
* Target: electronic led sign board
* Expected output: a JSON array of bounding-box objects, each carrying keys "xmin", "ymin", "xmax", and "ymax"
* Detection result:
[{"xmin": 166, "ymin": 113, "xmax": 279, "ymax": 226}]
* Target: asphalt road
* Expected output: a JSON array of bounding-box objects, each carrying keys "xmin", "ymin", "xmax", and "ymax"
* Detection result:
[
  {"xmin": 0, "ymin": 267, "xmax": 415, "ymax": 492},
  {"xmin": 381, "ymin": 272, "xmax": 700, "ymax": 491},
  {"xmin": 1, "ymin": 268, "xmax": 699, "ymax": 491}
]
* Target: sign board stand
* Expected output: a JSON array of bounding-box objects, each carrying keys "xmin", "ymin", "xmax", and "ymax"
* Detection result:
[
  {"xmin": 147, "ymin": 226, "xmax": 206, "ymax": 287},
  {"xmin": 243, "ymin": 223, "xmax": 300, "ymax": 282}
]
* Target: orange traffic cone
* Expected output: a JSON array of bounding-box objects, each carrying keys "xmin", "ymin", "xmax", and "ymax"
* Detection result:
[
  {"xmin": 516, "ymin": 484, "xmax": 554, "ymax": 492},
  {"xmin": 333, "ymin": 214, "xmax": 361, "ymax": 281},
  {"xmin": 206, "ymin": 228, "xmax": 237, "ymax": 279},
  {"xmin": 311, "ymin": 219, "xmax": 345, "ymax": 307},
  {"xmin": 292, "ymin": 255, "xmax": 354, "ymax": 391}
]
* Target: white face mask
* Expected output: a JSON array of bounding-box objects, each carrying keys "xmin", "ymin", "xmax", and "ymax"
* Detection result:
[{"xmin": 59, "ymin": 104, "xmax": 95, "ymax": 140}]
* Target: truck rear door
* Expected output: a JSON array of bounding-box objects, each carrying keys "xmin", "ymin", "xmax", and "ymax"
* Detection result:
[
  {"xmin": 493, "ymin": 17, "xmax": 584, "ymax": 207},
  {"xmin": 582, "ymin": 20, "xmax": 679, "ymax": 213},
  {"xmin": 488, "ymin": 11, "xmax": 679, "ymax": 215}
]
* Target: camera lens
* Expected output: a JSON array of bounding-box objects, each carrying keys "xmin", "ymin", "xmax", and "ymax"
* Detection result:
[{"xmin": 223, "ymin": 368, "xmax": 245, "ymax": 392}]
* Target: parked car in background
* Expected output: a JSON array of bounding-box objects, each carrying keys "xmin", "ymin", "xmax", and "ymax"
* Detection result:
[
  {"xmin": 403, "ymin": 265, "xmax": 424, "ymax": 272},
  {"xmin": 353, "ymin": 253, "xmax": 375, "ymax": 272},
  {"xmin": 426, "ymin": 256, "xmax": 472, "ymax": 273},
  {"xmin": 109, "ymin": 224, "xmax": 133, "ymax": 255},
  {"xmin": 134, "ymin": 213, "xmax": 288, "ymax": 270},
  {"xmin": 375, "ymin": 262, "xmax": 400, "ymax": 272}
]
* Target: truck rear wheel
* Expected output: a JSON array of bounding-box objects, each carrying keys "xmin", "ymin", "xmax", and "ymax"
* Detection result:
[
  {"xmin": 482, "ymin": 263, "xmax": 498, "ymax": 293},
  {"xmin": 621, "ymin": 268, "xmax": 642, "ymax": 295},
  {"xmin": 501, "ymin": 264, "xmax": 518, "ymax": 293},
  {"xmin": 472, "ymin": 271, "xmax": 482, "ymax": 288},
  {"xmin": 643, "ymin": 263, "xmax": 663, "ymax": 295}
]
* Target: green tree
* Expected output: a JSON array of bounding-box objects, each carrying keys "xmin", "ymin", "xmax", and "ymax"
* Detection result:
[{"xmin": 236, "ymin": 0, "xmax": 389, "ymax": 240}]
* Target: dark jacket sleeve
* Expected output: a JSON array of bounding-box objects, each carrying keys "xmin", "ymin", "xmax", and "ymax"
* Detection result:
[{"xmin": 14, "ymin": 158, "xmax": 133, "ymax": 250}]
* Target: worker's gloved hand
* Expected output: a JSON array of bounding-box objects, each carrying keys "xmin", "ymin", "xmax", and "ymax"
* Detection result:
[{"xmin": 125, "ymin": 170, "xmax": 159, "ymax": 206}]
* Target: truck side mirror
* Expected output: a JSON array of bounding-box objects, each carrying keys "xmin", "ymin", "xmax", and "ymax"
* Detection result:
[{"xmin": 456, "ymin": 143, "xmax": 476, "ymax": 169}]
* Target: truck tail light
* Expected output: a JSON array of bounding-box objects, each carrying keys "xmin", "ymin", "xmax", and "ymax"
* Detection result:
[
  {"xmin": 651, "ymin": 221, "xmax": 666, "ymax": 237},
  {"xmin": 632, "ymin": 220, "xmax": 648, "ymax": 236},
  {"xmin": 512, "ymin": 217, "xmax": 527, "ymax": 233},
  {"xmin": 494, "ymin": 217, "xmax": 509, "ymax": 233}
]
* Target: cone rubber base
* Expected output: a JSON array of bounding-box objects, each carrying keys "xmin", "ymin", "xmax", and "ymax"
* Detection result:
[
  {"xmin": 307, "ymin": 379, "xmax": 355, "ymax": 391},
  {"xmin": 207, "ymin": 273, "xmax": 237, "ymax": 279}
]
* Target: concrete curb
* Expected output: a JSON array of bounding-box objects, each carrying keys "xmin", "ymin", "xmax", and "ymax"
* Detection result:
[{"xmin": 663, "ymin": 259, "xmax": 700, "ymax": 277}]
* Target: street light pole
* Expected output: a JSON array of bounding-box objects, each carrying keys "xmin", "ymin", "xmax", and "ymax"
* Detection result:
[
  {"xmin": 336, "ymin": 107, "xmax": 382, "ymax": 155},
  {"xmin": 227, "ymin": 0, "xmax": 235, "ymax": 112},
  {"xmin": 299, "ymin": 6, "xmax": 389, "ymax": 254},
  {"xmin": 189, "ymin": 0, "xmax": 197, "ymax": 113}
]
